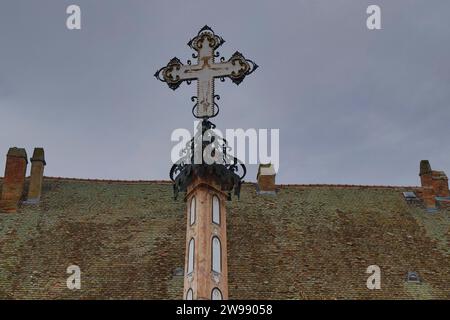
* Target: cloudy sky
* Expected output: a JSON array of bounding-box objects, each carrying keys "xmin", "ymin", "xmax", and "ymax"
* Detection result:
[{"xmin": 0, "ymin": 0, "xmax": 449, "ymax": 185}]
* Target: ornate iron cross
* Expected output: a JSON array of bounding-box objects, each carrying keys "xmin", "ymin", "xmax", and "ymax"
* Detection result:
[{"xmin": 155, "ymin": 26, "xmax": 258, "ymax": 119}]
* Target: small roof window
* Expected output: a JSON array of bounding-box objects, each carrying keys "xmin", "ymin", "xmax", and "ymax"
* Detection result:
[
  {"xmin": 403, "ymin": 192, "xmax": 418, "ymax": 203},
  {"xmin": 403, "ymin": 192, "xmax": 417, "ymax": 199},
  {"xmin": 173, "ymin": 267, "xmax": 184, "ymax": 277},
  {"xmin": 406, "ymin": 271, "xmax": 421, "ymax": 283}
]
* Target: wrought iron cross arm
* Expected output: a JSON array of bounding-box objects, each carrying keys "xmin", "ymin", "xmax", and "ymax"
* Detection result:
[
  {"xmin": 213, "ymin": 51, "xmax": 259, "ymax": 85},
  {"xmin": 154, "ymin": 57, "xmax": 196, "ymax": 90}
]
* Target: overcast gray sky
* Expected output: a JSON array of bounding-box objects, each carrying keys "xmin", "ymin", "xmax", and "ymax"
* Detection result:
[{"xmin": 1, "ymin": 0, "xmax": 449, "ymax": 185}]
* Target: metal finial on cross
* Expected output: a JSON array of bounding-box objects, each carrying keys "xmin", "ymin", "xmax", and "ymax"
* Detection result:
[{"xmin": 155, "ymin": 25, "xmax": 258, "ymax": 119}]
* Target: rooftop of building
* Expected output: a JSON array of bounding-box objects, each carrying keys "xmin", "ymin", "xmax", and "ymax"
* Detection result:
[{"xmin": 0, "ymin": 177, "xmax": 449, "ymax": 299}]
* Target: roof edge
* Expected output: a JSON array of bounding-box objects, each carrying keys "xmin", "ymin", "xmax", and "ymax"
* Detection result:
[
  {"xmin": 0, "ymin": 176, "xmax": 421, "ymax": 189},
  {"xmin": 278, "ymin": 184, "xmax": 420, "ymax": 190}
]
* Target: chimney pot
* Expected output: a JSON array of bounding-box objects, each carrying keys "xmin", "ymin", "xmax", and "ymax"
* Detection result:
[
  {"xmin": 26, "ymin": 148, "xmax": 46, "ymax": 204},
  {"xmin": 419, "ymin": 160, "xmax": 432, "ymax": 176}
]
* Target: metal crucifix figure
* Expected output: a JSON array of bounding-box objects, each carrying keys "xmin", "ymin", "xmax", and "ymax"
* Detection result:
[{"xmin": 154, "ymin": 25, "xmax": 258, "ymax": 119}]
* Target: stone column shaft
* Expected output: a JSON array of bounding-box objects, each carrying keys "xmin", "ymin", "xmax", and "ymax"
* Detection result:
[{"xmin": 183, "ymin": 173, "xmax": 228, "ymax": 300}]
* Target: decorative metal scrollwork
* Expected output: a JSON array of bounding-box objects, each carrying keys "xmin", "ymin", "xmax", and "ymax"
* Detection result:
[
  {"xmin": 191, "ymin": 96, "xmax": 199, "ymax": 118},
  {"xmin": 191, "ymin": 95, "xmax": 220, "ymax": 119},
  {"xmin": 227, "ymin": 51, "xmax": 259, "ymax": 85},
  {"xmin": 154, "ymin": 25, "xmax": 258, "ymax": 118},
  {"xmin": 154, "ymin": 57, "xmax": 185, "ymax": 90},
  {"xmin": 212, "ymin": 94, "xmax": 220, "ymax": 118},
  {"xmin": 170, "ymin": 119, "xmax": 246, "ymax": 200},
  {"xmin": 155, "ymin": 26, "xmax": 256, "ymax": 200},
  {"xmin": 187, "ymin": 25, "xmax": 225, "ymax": 52}
]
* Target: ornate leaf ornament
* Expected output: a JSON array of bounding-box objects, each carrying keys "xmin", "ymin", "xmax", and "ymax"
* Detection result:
[
  {"xmin": 188, "ymin": 25, "xmax": 225, "ymax": 52},
  {"xmin": 169, "ymin": 120, "xmax": 246, "ymax": 200},
  {"xmin": 228, "ymin": 51, "xmax": 259, "ymax": 85}
]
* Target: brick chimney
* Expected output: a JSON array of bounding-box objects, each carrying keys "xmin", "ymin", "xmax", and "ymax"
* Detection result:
[
  {"xmin": 256, "ymin": 163, "xmax": 276, "ymax": 194},
  {"xmin": 419, "ymin": 160, "xmax": 449, "ymax": 209},
  {"xmin": 0, "ymin": 147, "xmax": 28, "ymax": 213},
  {"xmin": 26, "ymin": 148, "xmax": 46, "ymax": 204}
]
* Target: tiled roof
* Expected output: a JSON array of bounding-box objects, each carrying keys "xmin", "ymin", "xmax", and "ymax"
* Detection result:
[{"xmin": 0, "ymin": 178, "xmax": 449, "ymax": 299}]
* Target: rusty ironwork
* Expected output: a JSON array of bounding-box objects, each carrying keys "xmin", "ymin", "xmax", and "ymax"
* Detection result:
[
  {"xmin": 156, "ymin": 26, "xmax": 256, "ymax": 199},
  {"xmin": 155, "ymin": 25, "xmax": 258, "ymax": 119},
  {"xmin": 169, "ymin": 119, "xmax": 246, "ymax": 200}
]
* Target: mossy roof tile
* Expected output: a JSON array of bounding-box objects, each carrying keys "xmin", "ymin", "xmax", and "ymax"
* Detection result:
[{"xmin": 0, "ymin": 178, "xmax": 449, "ymax": 299}]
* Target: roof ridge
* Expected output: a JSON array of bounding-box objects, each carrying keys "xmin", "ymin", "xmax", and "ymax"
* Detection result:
[
  {"xmin": 277, "ymin": 184, "xmax": 419, "ymax": 189},
  {"xmin": 42, "ymin": 176, "xmax": 173, "ymax": 184},
  {"xmin": 25, "ymin": 177, "xmax": 421, "ymax": 189}
]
